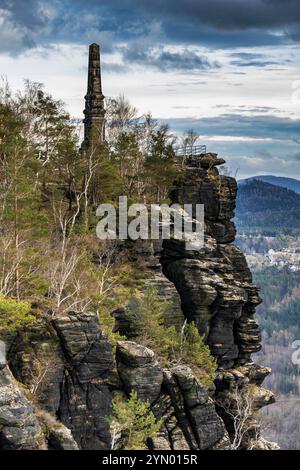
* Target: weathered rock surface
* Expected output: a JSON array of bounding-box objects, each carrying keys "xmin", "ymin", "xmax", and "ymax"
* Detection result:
[
  {"xmin": 46, "ymin": 422, "xmax": 79, "ymax": 450},
  {"xmin": 116, "ymin": 341, "xmax": 163, "ymax": 404},
  {"xmin": 170, "ymin": 365, "xmax": 229, "ymax": 450},
  {"xmin": 52, "ymin": 311, "xmax": 118, "ymax": 450},
  {"xmin": 113, "ymin": 239, "xmax": 184, "ymax": 336},
  {"xmin": 161, "ymin": 152, "xmax": 276, "ymax": 448},
  {"xmin": 6, "ymin": 311, "xmax": 118, "ymax": 450},
  {"xmin": 116, "ymin": 341, "xmax": 230, "ymax": 450},
  {"xmin": 0, "ymin": 151, "xmax": 277, "ymax": 450},
  {"xmin": 0, "ymin": 364, "xmax": 45, "ymax": 449}
]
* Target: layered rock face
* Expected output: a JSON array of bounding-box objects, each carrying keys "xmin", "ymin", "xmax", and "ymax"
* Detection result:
[
  {"xmin": 0, "ymin": 364, "xmax": 45, "ymax": 450},
  {"xmin": 161, "ymin": 153, "xmax": 276, "ymax": 449},
  {"xmin": 116, "ymin": 341, "xmax": 230, "ymax": 450},
  {"xmin": 3, "ymin": 314, "xmax": 272, "ymax": 451},
  {"xmin": 4, "ymin": 310, "xmax": 230, "ymax": 450},
  {"xmin": 6, "ymin": 312, "xmax": 118, "ymax": 450},
  {"xmin": 0, "ymin": 152, "xmax": 277, "ymax": 450}
]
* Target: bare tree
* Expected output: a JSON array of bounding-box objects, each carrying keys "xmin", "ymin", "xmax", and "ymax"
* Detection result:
[
  {"xmin": 30, "ymin": 351, "xmax": 61, "ymax": 397},
  {"xmin": 47, "ymin": 245, "xmax": 84, "ymax": 312},
  {"xmin": 105, "ymin": 94, "xmax": 138, "ymax": 144},
  {"xmin": 30, "ymin": 356, "xmax": 53, "ymax": 396},
  {"xmin": 94, "ymin": 242, "xmax": 120, "ymax": 304},
  {"xmin": 0, "ymin": 235, "xmax": 26, "ymax": 296},
  {"xmin": 180, "ymin": 129, "xmax": 199, "ymax": 167},
  {"xmin": 0, "ymin": 76, "xmax": 12, "ymax": 105},
  {"xmin": 216, "ymin": 385, "xmax": 256, "ymax": 450}
]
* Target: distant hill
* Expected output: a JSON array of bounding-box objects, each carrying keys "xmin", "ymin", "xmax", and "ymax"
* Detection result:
[
  {"xmin": 239, "ymin": 175, "xmax": 300, "ymax": 195},
  {"xmin": 235, "ymin": 179, "xmax": 300, "ymax": 234}
]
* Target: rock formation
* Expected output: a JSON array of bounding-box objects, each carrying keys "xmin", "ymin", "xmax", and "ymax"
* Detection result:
[
  {"xmin": 0, "ymin": 363, "xmax": 45, "ymax": 450},
  {"xmin": 116, "ymin": 341, "xmax": 230, "ymax": 450},
  {"xmin": 0, "ymin": 151, "xmax": 278, "ymax": 450},
  {"xmin": 161, "ymin": 152, "xmax": 277, "ymax": 449}
]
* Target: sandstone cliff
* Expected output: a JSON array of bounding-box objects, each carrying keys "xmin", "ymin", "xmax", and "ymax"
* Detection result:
[{"xmin": 0, "ymin": 153, "xmax": 278, "ymax": 450}]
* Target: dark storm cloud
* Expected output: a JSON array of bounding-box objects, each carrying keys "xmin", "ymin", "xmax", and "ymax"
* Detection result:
[
  {"xmin": 119, "ymin": 45, "xmax": 220, "ymax": 71},
  {"xmin": 84, "ymin": 0, "xmax": 300, "ymax": 46},
  {"xmin": 71, "ymin": 0, "xmax": 300, "ymax": 30},
  {"xmin": 162, "ymin": 114, "xmax": 300, "ymax": 141},
  {"xmin": 0, "ymin": 0, "xmax": 46, "ymax": 28},
  {"xmin": 230, "ymin": 60, "xmax": 280, "ymax": 67},
  {"xmin": 228, "ymin": 52, "xmax": 287, "ymax": 68},
  {"xmin": 164, "ymin": 23, "xmax": 288, "ymax": 49},
  {"xmin": 0, "ymin": 0, "xmax": 59, "ymax": 53},
  {"xmin": 1, "ymin": 0, "xmax": 300, "ymax": 56},
  {"xmin": 120, "ymin": 0, "xmax": 300, "ymax": 29},
  {"xmin": 72, "ymin": 0, "xmax": 300, "ymax": 49}
]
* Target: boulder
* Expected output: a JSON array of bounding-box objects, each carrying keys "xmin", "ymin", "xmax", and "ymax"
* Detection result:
[
  {"xmin": 0, "ymin": 364, "xmax": 45, "ymax": 450},
  {"xmin": 116, "ymin": 341, "xmax": 163, "ymax": 404}
]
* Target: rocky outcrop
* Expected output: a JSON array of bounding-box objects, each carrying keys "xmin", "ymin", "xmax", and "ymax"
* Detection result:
[
  {"xmin": 113, "ymin": 239, "xmax": 184, "ymax": 336},
  {"xmin": 6, "ymin": 311, "xmax": 118, "ymax": 450},
  {"xmin": 45, "ymin": 422, "xmax": 79, "ymax": 450},
  {"xmin": 0, "ymin": 150, "xmax": 277, "ymax": 450},
  {"xmin": 0, "ymin": 364, "xmax": 45, "ymax": 449},
  {"xmin": 116, "ymin": 341, "xmax": 163, "ymax": 404},
  {"xmin": 115, "ymin": 341, "xmax": 231, "ymax": 450},
  {"xmin": 52, "ymin": 311, "xmax": 117, "ymax": 450},
  {"xmin": 161, "ymin": 152, "xmax": 276, "ymax": 448}
]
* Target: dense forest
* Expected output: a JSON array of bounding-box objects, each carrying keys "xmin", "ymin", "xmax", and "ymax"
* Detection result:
[
  {"xmin": 253, "ymin": 266, "xmax": 300, "ymax": 449},
  {"xmin": 235, "ymin": 179, "xmax": 300, "ymax": 235},
  {"xmin": 239, "ymin": 176, "xmax": 300, "ymax": 195},
  {"xmin": 235, "ymin": 179, "xmax": 300, "ymax": 449},
  {"xmin": 0, "ymin": 79, "xmax": 183, "ymax": 315}
]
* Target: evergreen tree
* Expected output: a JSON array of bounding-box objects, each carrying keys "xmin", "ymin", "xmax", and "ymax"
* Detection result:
[
  {"xmin": 143, "ymin": 125, "xmax": 181, "ymax": 202},
  {"xmin": 110, "ymin": 390, "xmax": 162, "ymax": 450},
  {"xmin": 0, "ymin": 103, "xmax": 44, "ymax": 298}
]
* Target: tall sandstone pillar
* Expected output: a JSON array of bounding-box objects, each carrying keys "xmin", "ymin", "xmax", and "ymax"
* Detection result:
[{"xmin": 83, "ymin": 43, "xmax": 105, "ymax": 146}]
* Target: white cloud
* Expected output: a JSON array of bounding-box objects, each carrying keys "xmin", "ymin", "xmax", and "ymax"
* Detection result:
[
  {"xmin": 201, "ymin": 136, "xmax": 274, "ymax": 143},
  {"xmin": 0, "ymin": 41, "xmax": 299, "ymax": 179}
]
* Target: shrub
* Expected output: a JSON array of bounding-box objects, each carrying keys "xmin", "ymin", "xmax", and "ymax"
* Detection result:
[
  {"xmin": 134, "ymin": 286, "xmax": 179, "ymax": 365},
  {"xmin": 181, "ymin": 321, "xmax": 217, "ymax": 386},
  {"xmin": 0, "ymin": 294, "xmax": 36, "ymax": 332},
  {"xmin": 133, "ymin": 287, "xmax": 217, "ymax": 384},
  {"xmin": 110, "ymin": 390, "xmax": 162, "ymax": 450}
]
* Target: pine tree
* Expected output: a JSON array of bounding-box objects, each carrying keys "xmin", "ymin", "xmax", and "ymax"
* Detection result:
[
  {"xmin": 134, "ymin": 286, "xmax": 179, "ymax": 364},
  {"xmin": 0, "ymin": 103, "xmax": 44, "ymax": 298},
  {"xmin": 110, "ymin": 390, "xmax": 162, "ymax": 450},
  {"xmin": 181, "ymin": 322, "xmax": 217, "ymax": 385},
  {"xmin": 143, "ymin": 125, "xmax": 181, "ymax": 202}
]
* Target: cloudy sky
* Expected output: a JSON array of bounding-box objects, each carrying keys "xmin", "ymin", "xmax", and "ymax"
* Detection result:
[{"xmin": 0, "ymin": 0, "xmax": 300, "ymax": 178}]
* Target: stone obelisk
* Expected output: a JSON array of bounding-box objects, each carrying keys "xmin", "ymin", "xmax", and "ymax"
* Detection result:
[{"xmin": 83, "ymin": 43, "xmax": 105, "ymax": 146}]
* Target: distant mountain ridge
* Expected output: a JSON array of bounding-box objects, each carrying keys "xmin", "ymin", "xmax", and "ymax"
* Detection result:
[
  {"xmin": 238, "ymin": 175, "xmax": 300, "ymax": 195},
  {"xmin": 235, "ymin": 178, "xmax": 300, "ymax": 234}
]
